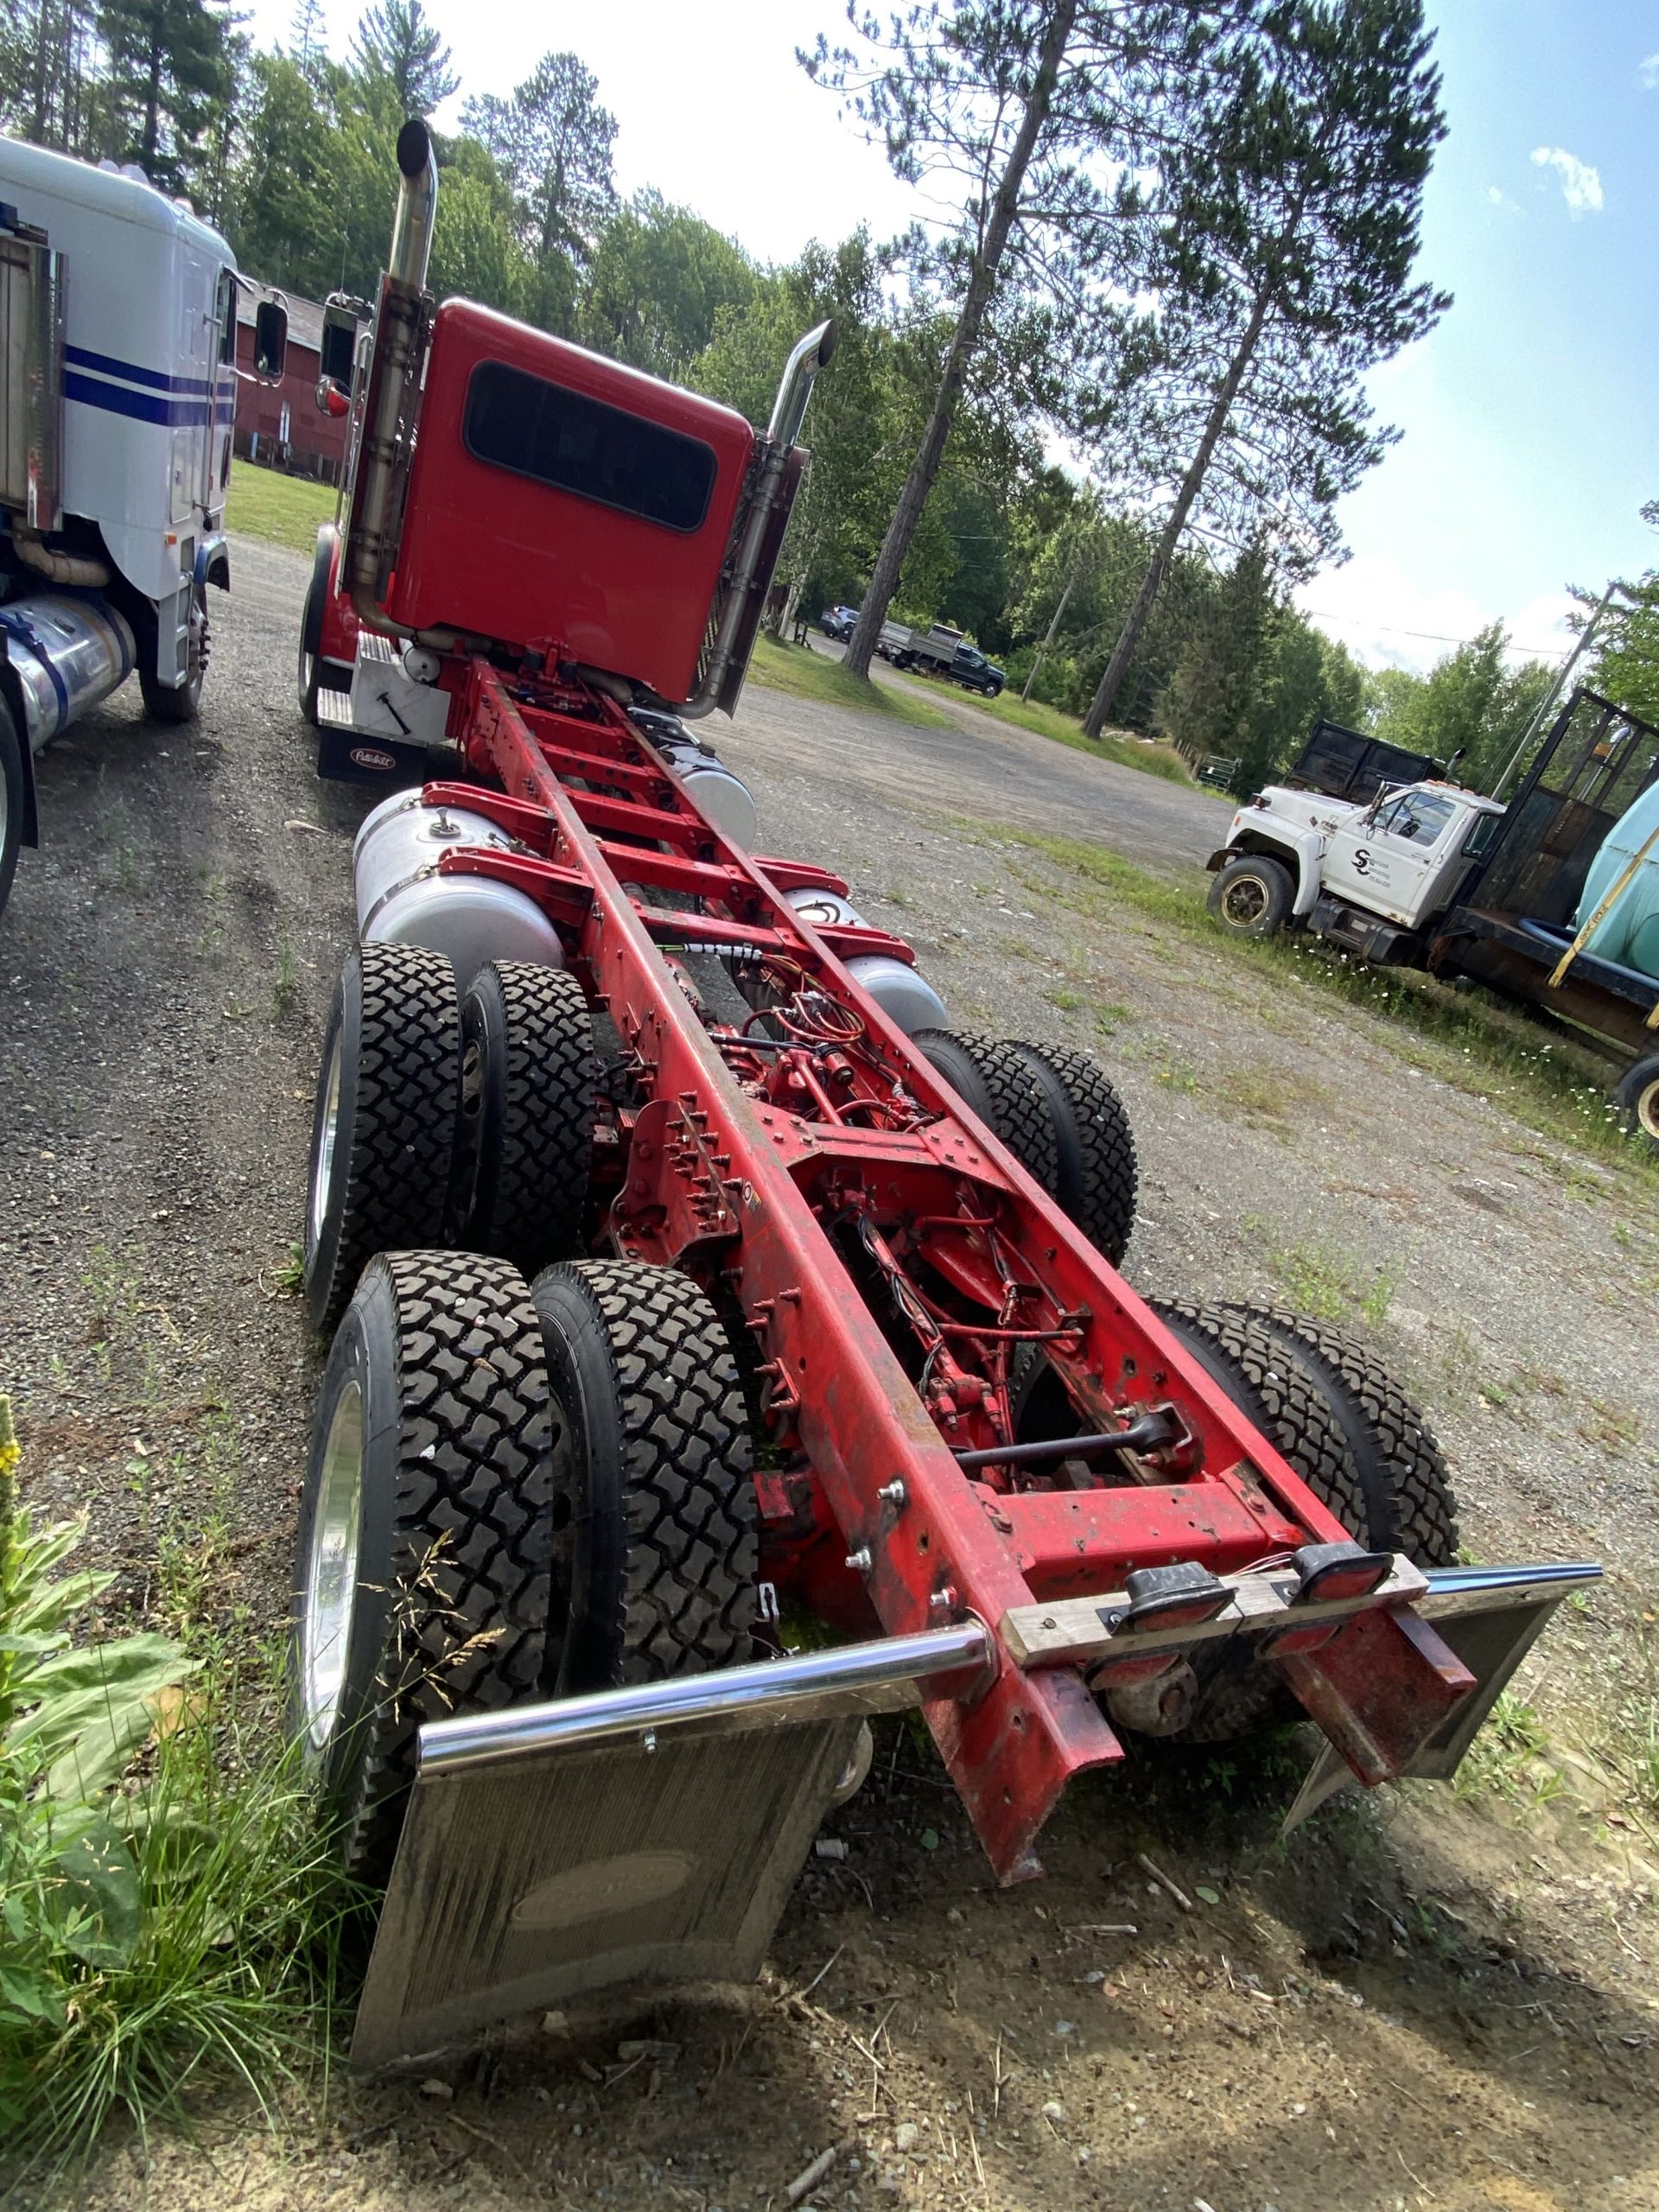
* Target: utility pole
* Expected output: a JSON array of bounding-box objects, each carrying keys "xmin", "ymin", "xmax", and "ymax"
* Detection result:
[{"xmin": 1022, "ymin": 541, "xmax": 1087, "ymax": 702}]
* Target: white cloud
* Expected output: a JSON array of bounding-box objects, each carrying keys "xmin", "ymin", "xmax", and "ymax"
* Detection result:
[
  {"xmin": 1294, "ymin": 555, "xmax": 1575, "ymax": 677},
  {"xmin": 1529, "ymin": 145, "xmax": 1605, "ymax": 216},
  {"xmin": 1486, "ymin": 184, "xmax": 1520, "ymax": 212},
  {"xmin": 1638, "ymin": 51, "xmax": 1659, "ymax": 88}
]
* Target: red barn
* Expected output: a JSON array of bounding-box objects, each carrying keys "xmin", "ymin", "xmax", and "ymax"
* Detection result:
[{"xmin": 234, "ymin": 289, "xmax": 353, "ymax": 481}]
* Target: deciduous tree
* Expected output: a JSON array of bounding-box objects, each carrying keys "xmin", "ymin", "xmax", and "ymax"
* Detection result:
[
  {"xmin": 580, "ymin": 192, "xmax": 755, "ymax": 383},
  {"xmin": 1592, "ymin": 505, "xmax": 1659, "ymax": 729},
  {"xmin": 1369, "ymin": 622, "xmax": 1553, "ymax": 790}
]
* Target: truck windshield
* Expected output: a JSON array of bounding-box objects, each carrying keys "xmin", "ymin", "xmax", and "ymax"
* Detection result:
[{"xmin": 464, "ymin": 361, "xmax": 717, "ymax": 532}]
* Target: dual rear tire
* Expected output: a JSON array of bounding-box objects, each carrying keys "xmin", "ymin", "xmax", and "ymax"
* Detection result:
[
  {"xmin": 1142, "ymin": 1299, "xmax": 1459, "ymax": 1742},
  {"xmin": 293, "ymin": 1249, "xmax": 758, "ymax": 1882},
  {"xmin": 302, "ymin": 943, "xmax": 597, "ymax": 1335},
  {"xmin": 914, "ymin": 1027, "xmax": 1139, "ymax": 1265}
]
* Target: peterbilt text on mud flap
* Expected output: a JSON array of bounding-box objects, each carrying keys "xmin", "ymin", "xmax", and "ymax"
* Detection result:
[
  {"xmin": 288, "ymin": 120, "xmax": 1599, "ymax": 2069},
  {"xmin": 0, "ymin": 132, "xmax": 288, "ymax": 921}
]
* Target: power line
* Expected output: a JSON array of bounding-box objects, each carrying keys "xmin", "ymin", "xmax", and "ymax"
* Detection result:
[{"xmin": 1301, "ymin": 610, "xmax": 1572, "ymax": 660}]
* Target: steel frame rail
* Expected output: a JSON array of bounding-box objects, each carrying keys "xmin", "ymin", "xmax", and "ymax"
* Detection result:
[{"xmin": 426, "ymin": 655, "xmax": 1476, "ymax": 1879}]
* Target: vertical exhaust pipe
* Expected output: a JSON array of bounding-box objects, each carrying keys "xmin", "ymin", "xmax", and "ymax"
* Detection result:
[
  {"xmin": 389, "ymin": 118, "xmax": 438, "ymax": 290},
  {"xmin": 345, "ymin": 118, "xmax": 446, "ymax": 639},
  {"xmin": 681, "ymin": 319, "xmax": 836, "ymax": 719}
]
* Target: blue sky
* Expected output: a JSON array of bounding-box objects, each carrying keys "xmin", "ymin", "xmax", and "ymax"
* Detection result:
[
  {"xmin": 251, "ymin": 0, "xmax": 1656, "ymax": 673},
  {"xmin": 1297, "ymin": 0, "xmax": 1659, "ymax": 671}
]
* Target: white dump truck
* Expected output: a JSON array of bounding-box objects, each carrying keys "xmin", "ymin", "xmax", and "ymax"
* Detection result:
[
  {"xmin": 0, "ymin": 133, "xmax": 287, "ymax": 920},
  {"xmin": 1206, "ymin": 772, "xmax": 1507, "ymax": 964},
  {"xmin": 1206, "ymin": 695, "xmax": 1659, "ymax": 1149}
]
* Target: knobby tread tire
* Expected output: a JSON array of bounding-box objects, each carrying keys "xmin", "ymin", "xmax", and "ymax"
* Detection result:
[
  {"xmin": 454, "ymin": 960, "xmax": 598, "ymax": 1273},
  {"xmin": 531, "ymin": 1261, "xmax": 757, "ymax": 1692},
  {"xmin": 912, "ymin": 1027, "xmax": 993, "ymax": 1122},
  {"xmin": 1235, "ymin": 1306, "xmax": 1460, "ymax": 1567},
  {"xmin": 1148, "ymin": 1299, "xmax": 1369, "ymax": 1741},
  {"xmin": 304, "ymin": 942, "xmax": 461, "ymax": 1336},
  {"xmin": 952, "ymin": 1031, "xmax": 1061, "ymax": 1195},
  {"xmin": 916, "ymin": 1027, "xmax": 1059, "ymax": 1191},
  {"xmin": 296, "ymin": 1251, "xmax": 552, "ymax": 1886},
  {"xmin": 1013, "ymin": 1040, "xmax": 1138, "ymax": 1265}
]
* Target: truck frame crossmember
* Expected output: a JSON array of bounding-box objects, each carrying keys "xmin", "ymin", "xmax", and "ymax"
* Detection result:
[{"xmin": 411, "ymin": 651, "xmax": 1494, "ymax": 1881}]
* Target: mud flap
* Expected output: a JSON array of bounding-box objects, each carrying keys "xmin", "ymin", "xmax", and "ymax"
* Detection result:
[
  {"xmin": 1282, "ymin": 1562, "xmax": 1600, "ymax": 1830},
  {"xmin": 352, "ymin": 1623, "xmax": 991, "ymax": 2069}
]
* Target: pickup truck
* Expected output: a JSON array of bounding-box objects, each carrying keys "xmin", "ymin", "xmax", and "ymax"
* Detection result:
[
  {"xmin": 1205, "ymin": 690, "xmax": 1659, "ymax": 1151},
  {"xmin": 878, "ymin": 620, "xmax": 1006, "ymax": 696}
]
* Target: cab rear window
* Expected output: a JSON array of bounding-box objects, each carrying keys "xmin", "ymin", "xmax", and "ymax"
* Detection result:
[{"xmin": 463, "ymin": 360, "xmax": 717, "ymax": 533}]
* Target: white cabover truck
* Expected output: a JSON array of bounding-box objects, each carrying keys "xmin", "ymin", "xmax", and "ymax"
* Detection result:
[
  {"xmin": 1205, "ymin": 773, "xmax": 1507, "ymax": 963},
  {"xmin": 0, "ymin": 133, "xmax": 287, "ymax": 920}
]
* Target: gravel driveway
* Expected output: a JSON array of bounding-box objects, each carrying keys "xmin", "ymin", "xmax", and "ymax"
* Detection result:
[{"xmin": 5, "ymin": 534, "xmax": 1657, "ymax": 2212}]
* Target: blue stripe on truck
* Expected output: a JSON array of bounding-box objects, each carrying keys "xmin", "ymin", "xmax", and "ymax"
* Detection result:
[
  {"xmin": 64, "ymin": 344, "xmax": 215, "ymax": 397},
  {"xmin": 66, "ymin": 372, "xmax": 214, "ymax": 427}
]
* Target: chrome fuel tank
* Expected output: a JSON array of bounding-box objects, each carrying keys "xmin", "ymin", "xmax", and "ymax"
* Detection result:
[
  {"xmin": 353, "ymin": 789, "xmax": 565, "ymax": 987},
  {"xmin": 783, "ymin": 885, "xmax": 948, "ymax": 1036},
  {"xmin": 0, "ymin": 593, "xmax": 135, "ymax": 749}
]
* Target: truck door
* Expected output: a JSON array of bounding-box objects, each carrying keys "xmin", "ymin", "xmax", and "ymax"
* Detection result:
[
  {"xmin": 1322, "ymin": 789, "xmax": 1461, "ymax": 925},
  {"xmin": 209, "ymin": 268, "xmax": 237, "ymax": 505}
]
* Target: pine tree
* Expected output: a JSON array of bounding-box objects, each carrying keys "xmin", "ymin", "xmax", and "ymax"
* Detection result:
[
  {"xmin": 96, "ymin": 0, "xmax": 236, "ymax": 193},
  {"xmin": 461, "ymin": 49, "xmax": 617, "ymax": 310},
  {"xmin": 802, "ymin": 1, "xmax": 1217, "ymax": 681},
  {"xmin": 1081, "ymin": 0, "xmax": 1450, "ymax": 736},
  {"xmin": 288, "ymin": 0, "xmax": 325, "ymax": 81},
  {"xmin": 350, "ymin": 0, "xmax": 455, "ymax": 117}
]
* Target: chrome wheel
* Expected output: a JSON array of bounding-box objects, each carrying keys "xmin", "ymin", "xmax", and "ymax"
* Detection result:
[
  {"xmin": 310, "ymin": 1032, "xmax": 342, "ymax": 1249},
  {"xmin": 302, "ymin": 1378, "xmax": 364, "ymax": 1750}
]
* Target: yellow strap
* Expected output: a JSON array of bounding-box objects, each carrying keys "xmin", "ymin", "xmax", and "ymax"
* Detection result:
[{"xmin": 1547, "ymin": 819, "xmax": 1659, "ymax": 989}]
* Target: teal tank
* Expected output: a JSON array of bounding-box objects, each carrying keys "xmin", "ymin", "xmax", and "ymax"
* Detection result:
[{"xmin": 1573, "ymin": 781, "xmax": 1659, "ymax": 979}]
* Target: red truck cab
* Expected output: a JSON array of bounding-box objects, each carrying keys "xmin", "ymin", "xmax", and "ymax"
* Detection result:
[{"xmin": 386, "ymin": 302, "xmax": 757, "ymax": 703}]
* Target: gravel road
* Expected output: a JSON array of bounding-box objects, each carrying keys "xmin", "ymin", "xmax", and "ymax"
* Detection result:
[
  {"xmin": 764, "ymin": 633, "xmax": 1233, "ymax": 871},
  {"xmin": 5, "ymin": 533, "xmax": 1658, "ymax": 2212}
]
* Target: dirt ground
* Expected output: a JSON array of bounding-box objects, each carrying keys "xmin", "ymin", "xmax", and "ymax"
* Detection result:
[{"xmin": 4, "ymin": 537, "xmax": 1658, "ymax": 2211}]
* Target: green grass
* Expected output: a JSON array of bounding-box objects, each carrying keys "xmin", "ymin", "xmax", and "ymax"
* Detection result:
[
  {"xmin": 976, "ymin": 689, "xmax": 1198, "ymax": 786},
  {"xmin": 749, "ymin": 632, "xmax": 954, "ymax": 729},
  {"xmin": 0, "ymin": 1395, "xmax": 354, "ymax": 2183},
  {"xmin": 224, "ymin": 461, "xmax": 337, "ymax": 556},
  {"xmin": 1239, "ymin": 1217, "xmax": 1401, "ymax": 1325},
  {"xmin": 991, "ymin": 827, "xmax": 1659, "ymax": 1181}
]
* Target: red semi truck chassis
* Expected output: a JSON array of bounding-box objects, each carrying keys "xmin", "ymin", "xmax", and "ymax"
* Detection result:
[{"xmin": 291, "ymin": 125, "xmax": 1598, "ymax": 2067}]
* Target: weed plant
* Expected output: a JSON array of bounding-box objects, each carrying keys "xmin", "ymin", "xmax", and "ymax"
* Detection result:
[{"xmin": 0, "ymin": 1395, "xmax": 355, "ymax": 2182}]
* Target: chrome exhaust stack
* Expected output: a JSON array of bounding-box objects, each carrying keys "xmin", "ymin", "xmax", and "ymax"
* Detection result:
[
  {"xmin": 682, "ymin": 318, "xmax": 836, "ymax": 719},
  {"xmin": 343, "ymin": 118, "xmax": 450, "ymax": 644},
  {"xmin": 388, "ymin": 117, "xmax": 438, "ymax": 289}
]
